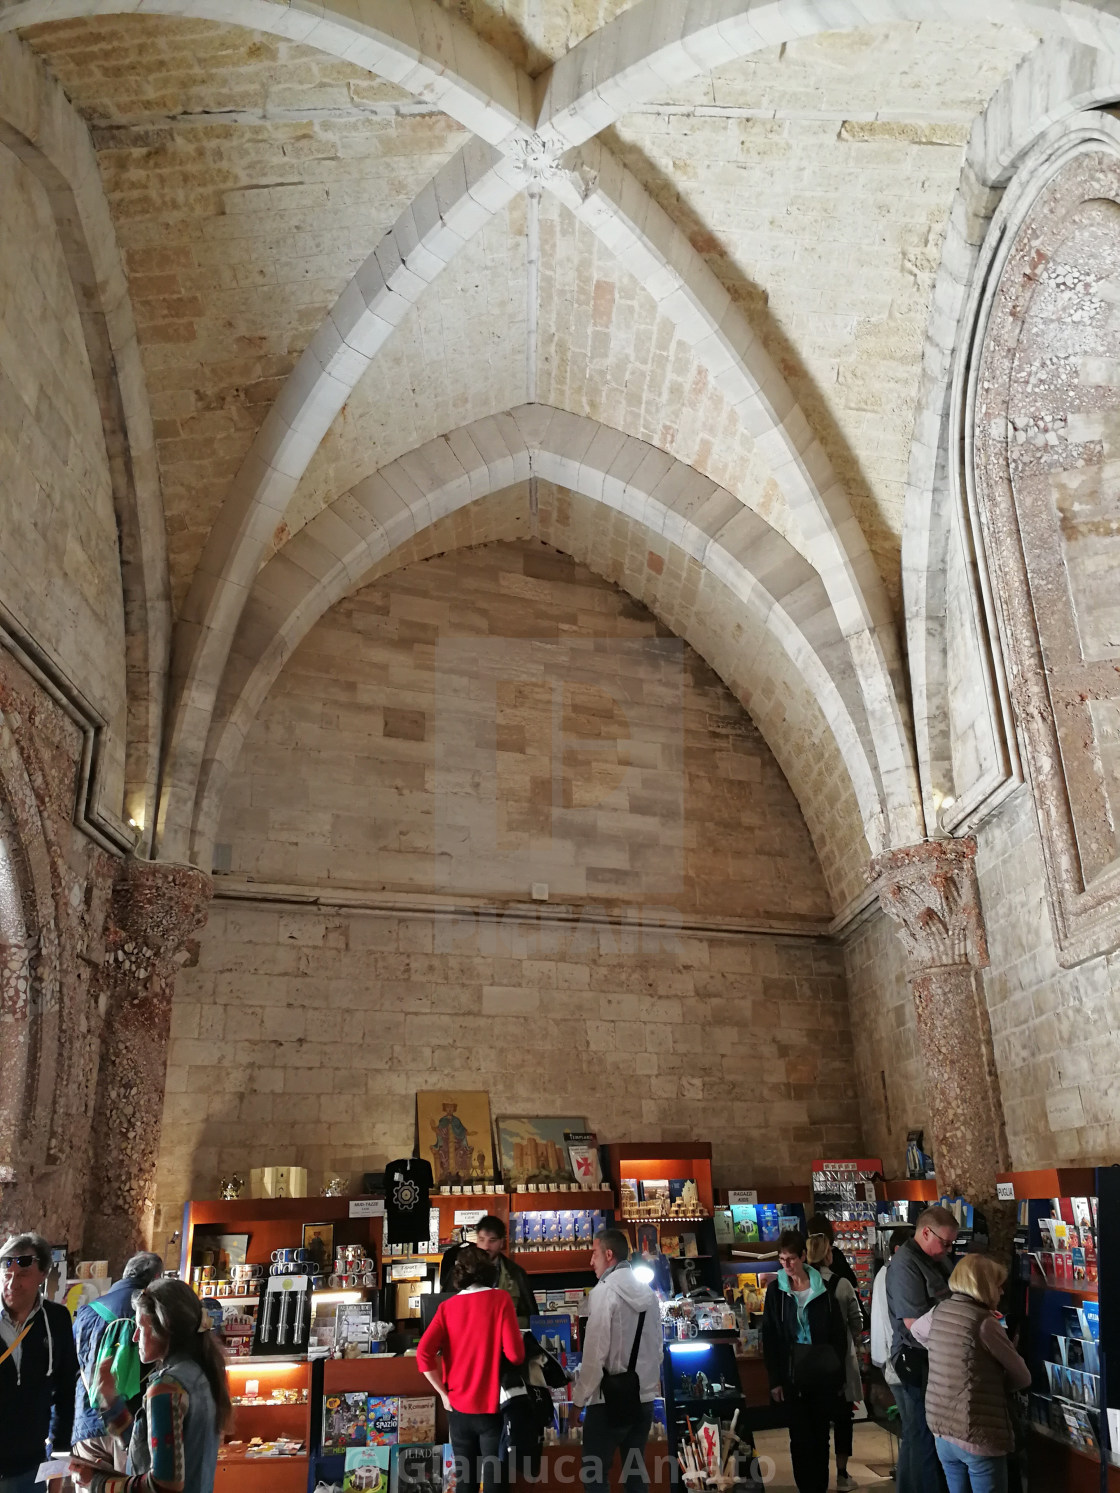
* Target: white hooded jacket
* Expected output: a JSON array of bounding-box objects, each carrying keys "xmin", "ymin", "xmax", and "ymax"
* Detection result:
[{"xmin": 572, "ymin": 1264, "xmax": 662, "ymax": 1408}]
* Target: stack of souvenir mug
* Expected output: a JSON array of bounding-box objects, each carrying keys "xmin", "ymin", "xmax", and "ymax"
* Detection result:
[{"xmin": 329, "ymin": 1243, "xmax": 375, "ymax": 1287}]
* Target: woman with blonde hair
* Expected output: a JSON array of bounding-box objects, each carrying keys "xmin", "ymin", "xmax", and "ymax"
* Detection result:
[
  {"xmin": 806, "ymin": 1233, "xmax": 863, "ymax": 1491},
  {"xmin": 910, "ymin": 1254, "xmax": 1030, "ymax": 1493}
]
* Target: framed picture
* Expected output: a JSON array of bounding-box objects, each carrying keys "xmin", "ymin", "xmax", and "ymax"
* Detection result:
[
  {"xmin": 417, "ymin": 1091, "xmax": 494, "ymax": 1185},
  {"xmin": 192, "ymin": 1232, "xmax": 249, "ymax": 1273},
  {"xmin": 496, "ymin": 1116, "xmax": 589, "ymax": 1184},
  {"xmin": 302, "ymin": 1221, "xmax": 334, "ymax": 1272}
]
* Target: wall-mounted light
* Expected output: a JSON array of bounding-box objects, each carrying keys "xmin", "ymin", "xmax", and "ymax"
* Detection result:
[{"xmin": 630, "ymin": 1262, "xmax": 655, "ymax": 1285}]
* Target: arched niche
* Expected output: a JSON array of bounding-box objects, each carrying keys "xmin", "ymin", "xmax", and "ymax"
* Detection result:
[{"xmin": 967, "ymin": 115, "xmax": 1120, "ymax": 964}]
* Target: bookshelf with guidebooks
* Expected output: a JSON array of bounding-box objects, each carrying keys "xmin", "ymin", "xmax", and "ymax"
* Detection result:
[{"xmin": 999, "ymin": 1166, "xmax": 1120, "ymax": 1492}]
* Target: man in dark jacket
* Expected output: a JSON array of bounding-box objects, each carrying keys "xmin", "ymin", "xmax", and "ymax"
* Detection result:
[
  {"xmin": 0, "ymin": 1231, "xmax": 78, "ymax": 1492},
  {"xmin": 886, "ymin": 1206, "xmax": 957, "ymax": 1493},
  {"xmin": 438, "ymin": 1216, "xmax": 535, "ymax": 1325},
  {"xmin": 71, "ymin": 1251, "xmax": 163, "ymax": 1472}
]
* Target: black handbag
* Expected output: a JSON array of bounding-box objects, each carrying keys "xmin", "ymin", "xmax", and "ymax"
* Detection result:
[
  {"xmin": 600, "ymin": 1311, "xmax": 646, "ymax": 1425},
  {"xmin": 789, "ymin": 1341, "xmax": 844, "ymax": 1393},
  {"xmin": 893, "ymin": 1344, "xmax": 929, "ymax": 1387}
]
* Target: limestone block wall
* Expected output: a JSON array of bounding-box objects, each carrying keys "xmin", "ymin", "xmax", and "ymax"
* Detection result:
[
  {"xmin": 215, "ymin": 540, "xmax": 832, "ymax": 926},
  {"xmin": 842, "ymin": 908, "xmax": 926, "ymax": 1172},
  {"xmin": 0, "ymin": 146, "xmax": 127, "ymax": 800},
  {"xmin": 154, "ymin": 897, "xmax": 863, "ymax": 1237},
  {"xmin": 976, "ymin": 785, "xmax": 1120, "ymax": 1167}
]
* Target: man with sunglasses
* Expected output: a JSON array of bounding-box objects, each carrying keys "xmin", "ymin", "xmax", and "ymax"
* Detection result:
[
  {"xmin": 0, "ymin": 1233, "xmax": 78, "ymax": 1493},
  {"xmin": 886, "ymin": 1207, "xmax": 959, "ymax": 1493}
]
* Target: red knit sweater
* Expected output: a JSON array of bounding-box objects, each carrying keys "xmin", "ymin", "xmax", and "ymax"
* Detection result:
[{"xmin": 417, "ymin": 1287, "xmax": 525, "ymax": 1414}]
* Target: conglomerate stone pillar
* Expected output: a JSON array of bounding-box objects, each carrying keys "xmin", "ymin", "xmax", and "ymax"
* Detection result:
[
  {"xmin": 871, "ymin": 838, "xmax": 1011, "ymax": 1207},
  {"xmin": 85, "ymin": 858, "xmax": 212, "ymax": 1267}
]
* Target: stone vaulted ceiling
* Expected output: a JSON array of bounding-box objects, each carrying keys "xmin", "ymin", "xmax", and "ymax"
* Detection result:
[{"xmin": 7, "ymin": 0, "xmax": 1095, "ymax": 916}]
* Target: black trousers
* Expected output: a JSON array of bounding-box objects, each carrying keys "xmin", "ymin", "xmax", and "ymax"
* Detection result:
[
  {"xmin": 580, "ymin": 1401, "xmax": 654, "ymax": 1493},
  {"xmin": 786, "ymin": 1389, "xmax": 835, "ymax": 1493},
  {"xmin": 832, "ymin": 1397, "xmax": 853, "ymax": 1460},
  {"xmin": 448, "ymin": 1408, "xmax": 504, "ymax": 1493}
]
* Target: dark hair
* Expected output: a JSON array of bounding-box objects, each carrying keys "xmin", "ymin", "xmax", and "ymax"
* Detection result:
[
  {"xmin": 889, "ymin": 1227, "xmax": 914, "ymax": 1255},
  {"xmin": 594, "ymin": 1227, "xmax": 630, "ymax": 1263},
  {"xmin": 475, "ymin": 1216, "xmax": 506, "ymax": 1241},
  {"xmin": 452, "ymin": 1244, "xmax": 497, "ymax": 1290},
  {"xmin": 0, "ymin": 1232, "xmax": 51, "ymax": 1272},
  {"xmin": 777, "ymin": 1228, "xmax": 806, "ymax": 1257},
  {"xmin": 805, "ymin": 1214, "xmax": 834, "ymax": 1244},
  {"xmin": 123, "ymin": 1252, "xmax": 163, "ymax": 1287},
  {"xmin": 137, "ymin": 1279, "xmax": 232, "ymax": 1432}
]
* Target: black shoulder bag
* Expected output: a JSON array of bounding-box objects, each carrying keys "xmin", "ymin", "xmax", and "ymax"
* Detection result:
[{"xmin": 600, "ymin": 1311, "xmax": 646, "ymax": 1425}]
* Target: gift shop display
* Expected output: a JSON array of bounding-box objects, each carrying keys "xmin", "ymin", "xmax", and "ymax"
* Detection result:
[
  {"xmin": 810, "ymin": 1157, "xmax": 881, "ymax": 1306},
  {"xmin": 1000, "ymin": 1166, "xmax": 1120, "ymax": 1492}
]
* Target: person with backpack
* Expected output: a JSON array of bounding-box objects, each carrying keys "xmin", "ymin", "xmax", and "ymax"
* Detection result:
[
  {"xmin": 68, "ymin": 1277, "xmax": 231, "ymax": 1492},
  {"xmin": 806, "ymin": 1233, "xmax": 863, "ymax": 1490},
  {"xmin": 72, "ymin": 1254, "xmax": 163, "ymax": 1474},
  {"xmin": 571, "ymin": 1229, "xmax": 662, "ymax": 1493},
  {"xmin": 762, "ymin": 1229, "xmax": 852, "ymax": 1493}
]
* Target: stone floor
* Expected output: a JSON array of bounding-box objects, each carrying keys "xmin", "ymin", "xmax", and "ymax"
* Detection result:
[{"xmin": 753, "ymin": 1419, "xmax": 898, "ymax": 1489}]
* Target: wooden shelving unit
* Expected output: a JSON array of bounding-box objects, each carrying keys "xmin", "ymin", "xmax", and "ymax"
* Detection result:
[{"xmin": 218, "ymin": 1357, "xmax": 312, "ymax": 1491}]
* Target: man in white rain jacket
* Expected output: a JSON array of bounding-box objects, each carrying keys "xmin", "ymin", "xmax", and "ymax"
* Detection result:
[{"xmin": 572, "ymin": 1229, "xmax": 663, "ymax": 1493}]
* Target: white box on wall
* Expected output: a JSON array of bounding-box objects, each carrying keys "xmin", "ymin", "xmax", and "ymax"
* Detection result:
[{"xmin": 249, "ymin": 1166, "xmax": 308, "ymax": 1198}]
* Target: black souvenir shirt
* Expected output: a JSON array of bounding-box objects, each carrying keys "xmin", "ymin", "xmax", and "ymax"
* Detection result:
[{"xmin": 385, "ymin": 1157, "xmax": 434, "ymax": 1244}]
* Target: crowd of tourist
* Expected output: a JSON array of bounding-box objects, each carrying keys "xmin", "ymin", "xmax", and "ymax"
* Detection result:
[{"xmin": 3, "ymin": 1210, "xmax": 1032, "ymax": 1493}]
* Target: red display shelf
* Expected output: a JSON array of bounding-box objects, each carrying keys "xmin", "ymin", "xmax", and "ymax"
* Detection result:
[
  {"xmin": 995, "ymin": 1168, "xmax": 1097, "ymax": 1201},
  {"xmin": 510, "ymin": 1189, "xmax": 614, "ymax": 1210},
  {"xmin": 512, "ymin": 1249, "xmax": 594, "ymax": 1273},
  {"xmin": 716, "ymin": 1186, "xmax": 811, "ymax": 1207},
  {"xmin": 180, "ymin": 1196, "xmax": 383, "ymax": 1280},
  {"xmin": 880, "ymin": 1179, "xmax": 939, "ymax": 1202},
  {"xmin": 1028, "ymin": 1274, "xmax": 1100, "ymax": 1300},
  {"xmin": 218, "ymin": 1358, "xmax": 311, "ymax": 1492},
  {"xmin": 1027, "ymin": 1423, "xmax": 1120, "ymax": 1492},
  {"xmin": 602, "ymin": 1143, "xmax": 714, "ymax": 1215}
]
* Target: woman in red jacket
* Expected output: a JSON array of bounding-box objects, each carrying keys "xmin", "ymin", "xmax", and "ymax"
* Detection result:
[{"xmin": 418, "ymin": 1245, "xmax": 525, "ymax": 1493}]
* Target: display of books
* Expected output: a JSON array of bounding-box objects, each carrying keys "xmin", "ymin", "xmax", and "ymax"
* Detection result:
[
  {"xmin": 368, "ymin": 1396, "xmax": 400, "ymax": 1445},
  {"xmin": 530, "ymin": 1312, "xmax": 573, "ymax": 1358},
  {"xmin": 391, "ymin": 1443, "xmax": 445, "ymax": 1493},
  {"xmin": 397, "ymin": 1397, "xmax": 436, "ymax": 1445},
  {"xmin": 324, "ymin": 1392, "xmax": 369, "ymax": 1454},
  {"xmin": 344, "ymin": 1444, "xmax": 391, "ymax": 1491}
]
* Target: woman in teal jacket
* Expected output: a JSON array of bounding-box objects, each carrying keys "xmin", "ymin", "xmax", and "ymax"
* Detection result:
[{"xmin": 761, "ymin": 1230, "xmax": 850, "ymax": 1493}]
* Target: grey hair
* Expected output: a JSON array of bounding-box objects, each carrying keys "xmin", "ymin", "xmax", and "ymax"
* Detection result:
[
  {"xmin": 1, "ymin": 1232, "xmax": 51, "ymax": 1272},
  {"xmin": 123, "ymin": 1251, "xmax": 163, "ymax": 1286}
]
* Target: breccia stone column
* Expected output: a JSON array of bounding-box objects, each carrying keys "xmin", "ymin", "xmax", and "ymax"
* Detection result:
[
  {"xmin": 85, "ymin": 857, "xmax": 212, "ymax": 1268},
  {"xmin": 871, "ymin": 838, "xmax": 1011, "ymax": 1205}
]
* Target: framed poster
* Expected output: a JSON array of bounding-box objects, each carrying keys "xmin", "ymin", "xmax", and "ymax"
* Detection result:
[
  {"xmin": 193, "ymin": 1232, "xmax": 249, "ymax": 1273},
  {"xmin": 302, "ymin": 1221, "xmax": 334, "ymax": 1273},
  {"xmin": 417, "ymin": 1091, "xmax": 494, "ymax": 1185},
  {"xmin": 496, "ymin": 1116, "xmax": 589, "ymax": 1184}
]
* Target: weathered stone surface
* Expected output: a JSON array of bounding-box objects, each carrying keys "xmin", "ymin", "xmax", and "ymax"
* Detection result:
[
  {"xmin": 86, "ymin": 858, "xmax": 212, "ymax": 1267},
  {"xmin": 872, "ymin": 838, "xmax": 1009, "ymax": 1202},
  {"xmin": 0, "ymin": 648, "xmax": 115, "ymax": 1244},
  {"xmin": 154, "ymin": 897, "xmax": 862, "ymax": 1255},
  {"xmin": 971, "ymin": 137, "xmax": 1120, "ymax": 965}
]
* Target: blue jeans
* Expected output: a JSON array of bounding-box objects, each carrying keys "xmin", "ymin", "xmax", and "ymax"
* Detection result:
[
  {"xmin": 935, "ymin": 1438, "xmax": 1008, "ymax": 1493},
  {"xmin": 892, "ymin": 1381, "xmax": 947, "ymax": 1493},
  {"xmin": 580, "ymin": 1402, "xmax": 653, "ymax": 1493}
]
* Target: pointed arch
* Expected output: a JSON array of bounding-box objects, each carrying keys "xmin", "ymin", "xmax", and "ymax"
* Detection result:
[{"xmin": 190, "ymin": 409, "xmax": 892, "ymax": 910}]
